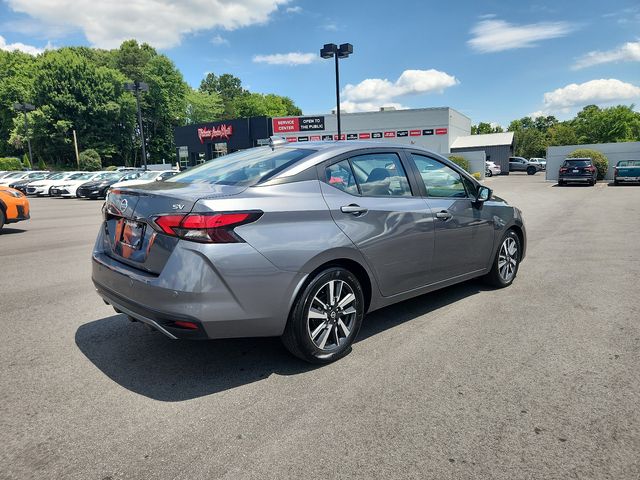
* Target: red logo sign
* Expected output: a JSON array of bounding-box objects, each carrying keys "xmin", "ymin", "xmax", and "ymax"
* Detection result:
[
  {"xmin": 409, "ymin": 129, "xmax": 421, "ymax": 136},
  {"xmin": 333, "ymin": 134, "xmax": 346, "ymax": 140},
  {"xmin": 310, "ymin": 135, "xmax": 321, "ymax": 141},
  {"xmin": 358, "ymin": 133, "xmax": 371, "ymax": 139},
  {"xmin": 273, "ymin": 117, "xmax": 300, "ymax": 133},
  {"xmin": 198, "ymin": 125, "xmax": 233, "ymax": 144},
  {"xmin": 286, "ymin": 137, "xmax": 298, "ymax": 142},
  {"xmin": 384, "ymin": 131, "xmax": 396, "ymax": 138},
  {"xmin": 435, "ymin": 128, "xmax": 448, "ymax": 135}
]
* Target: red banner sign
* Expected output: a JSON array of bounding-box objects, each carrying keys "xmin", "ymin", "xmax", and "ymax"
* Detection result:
[
  {"xmin": 384, "ymin": 131, "xmax": 396, "ymax": 138},
  {"xmin": 409, "ymin": 129, "xmax": 421, "ymax": 136},
  {"xmin": 273, "ymin": 118, "xmax": 299, "ymax": 133},
  {"xmin": 358, "ymin": 133, "xmax": 371, "ymax": 139},
  {"xmin": 435, "ymin": 128, "xmax": 448, "ymax": 135},
  {"xmin": 198, "ymin": 124, "xmax": 233, "ymax": 144}
]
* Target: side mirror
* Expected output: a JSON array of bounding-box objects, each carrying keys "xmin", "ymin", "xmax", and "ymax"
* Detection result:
[{"xmin": 476, "ymin": 186, "xmax": 492, "ymax": 203}]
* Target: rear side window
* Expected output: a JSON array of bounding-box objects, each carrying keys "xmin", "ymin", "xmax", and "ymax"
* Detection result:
[
  {"xmin": 350, "ymin": 153, "xmax": 411, "ymax": 197},
  {"xmin": 563, "ymin": 159, "xmax": 591, "ymax": 167},
  {"xmin": 324, "ymin": 153, "xmax": 412, "ymax": 197},
  {"xmin": 618, "ymin": 160, "xmax": 640, "ymax": 167},
  {"xmin": 410, "ymin": 154, "xmax": 468, "ymax": 198},
  {"xmin": 326, "ymin": 160, "xmax": 359, "ymax": 195}
]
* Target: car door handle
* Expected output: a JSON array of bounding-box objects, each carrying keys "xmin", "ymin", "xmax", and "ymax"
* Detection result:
[
  {"xmin": 436, "ymin": 210, "xmax": 452, "ymax": 220},
  {"xmin": 341, "ymin": 204, "xmax": 368, "ymax": 215}
]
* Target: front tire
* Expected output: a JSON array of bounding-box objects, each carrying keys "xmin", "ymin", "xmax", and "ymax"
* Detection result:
[
  {"xmin": 0, "ymin": 209, "xmax": 5, "ymax": 232},
  {"xmin": 486, "ymin": 170, "xmax": 492, "ymax": 177},
  {"xmin": 527, "ymin": 166, "xmax": 536, "ymax": 175},
  {"xmin": 282, "ymin": 267, "xmax": 364, "ymax": 364},
  {"xmin": 484, "ymin": 230, "xmax": 521, "ymax": 288}
]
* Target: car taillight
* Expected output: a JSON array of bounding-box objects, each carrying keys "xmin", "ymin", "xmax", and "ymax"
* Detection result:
[
  {"xmin": 586, "ymin": 166, "xmax": 596, "ymax": 172},
  {"xmin": 152, "ymin": 212, "xmax": 262, "ymax": 243},
  {"xmin": 560, "ymin": 167, "xmax": 567, "ymax": 173}
]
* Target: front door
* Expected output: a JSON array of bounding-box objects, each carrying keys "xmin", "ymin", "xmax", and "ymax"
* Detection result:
[
  {"xmin": 407, "ymin": 153, "xmax": 494, "ymax": 283},
  {"xmin": 319, "ymin": 151, "xmax": 435, "ymax": 297}
]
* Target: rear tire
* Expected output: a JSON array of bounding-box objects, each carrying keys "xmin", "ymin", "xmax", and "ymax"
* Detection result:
[
  {"xmin": 484, "ymin": 230, "xmax": 521, "ymax": 288},
  {"xmin": 527, "ymin": 166, "xmax": 536, "ymax": 175},
  {"xmin": 614, "ymin": 179, "xmax": 619, "ymax": 186},
  {"xmin": 558, "ymin": 179, "xmax": 565, "ymax": 186},
  {"xmin": 281, "ymin": 267, "xmax": 364, "ymax": 364},
  {"xmin": 0, "ymin": 209, "xmax": 5, "ymax": 232},
  {"xmin": 486, "ymin": 170, "xmax": 492, "ymax": 177}
]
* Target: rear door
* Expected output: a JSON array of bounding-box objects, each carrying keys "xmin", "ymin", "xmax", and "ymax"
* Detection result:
[
  {"xmin": 318, "ymin": 149, "xmax": 435, "ymax": 296},
  {"xmin": 406, "ymin": 153, "xmax": 494, "ymax": 282}
]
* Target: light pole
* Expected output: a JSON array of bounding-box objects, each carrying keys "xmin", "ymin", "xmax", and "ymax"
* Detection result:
[
  {"xmin": 124, "ymin": 81, "xmax": 149, "ymax": 170},
  {"xmin": 13, "ymin": 102, "xmax": 35, "ymax": 168},
  {"xmin": 320, "ymin": 43, "xmax": 353, "ymax": 140}
]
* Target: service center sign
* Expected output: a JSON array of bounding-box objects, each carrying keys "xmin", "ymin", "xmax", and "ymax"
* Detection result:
[{"xmin": 273, "ymin": 116, "xmax": 325, "ymax": 133}]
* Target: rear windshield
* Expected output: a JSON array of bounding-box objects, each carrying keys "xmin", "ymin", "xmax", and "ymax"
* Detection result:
[
  {"xmin": 617, "ymin": 160, "xmax": 640, "ymax": 167},
  {"xmin": 168, "ymin": 147, "xmax": 315, "ymax": 186},
  {"xmin": 563, "ymin": 159, "xmax": 591, "ymax": 167}
]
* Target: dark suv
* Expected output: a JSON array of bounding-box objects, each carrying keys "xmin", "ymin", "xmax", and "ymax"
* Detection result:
[{"xmin": 558, "ymin": 158, "xmax": 597, "ymax": 186}]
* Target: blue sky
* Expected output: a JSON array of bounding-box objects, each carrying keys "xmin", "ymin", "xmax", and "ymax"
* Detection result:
[{"xmin": 1, "ymin": 0, "xmax": 639, "ymax": 126}]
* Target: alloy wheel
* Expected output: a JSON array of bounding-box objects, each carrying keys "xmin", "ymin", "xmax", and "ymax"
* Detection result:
[
  {"xmin": 498, "ymin": 237, "xmax": 518, "ymax": 282},
  {"xmin": 307, "ymin": 279, "xmax": 357, "ymax": 351}
]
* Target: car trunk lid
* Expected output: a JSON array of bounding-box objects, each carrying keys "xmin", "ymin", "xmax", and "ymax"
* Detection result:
[{"xmin": 102, "ymin": 182, "xmax": 247, "ymax": 274}]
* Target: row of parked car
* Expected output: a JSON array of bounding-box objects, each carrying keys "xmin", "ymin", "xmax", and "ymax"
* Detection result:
[{"xmin": 0, "ymin": 168, "xmax": 178, "ymax": 199}]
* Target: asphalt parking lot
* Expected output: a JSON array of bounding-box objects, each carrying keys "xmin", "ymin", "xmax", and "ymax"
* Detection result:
[{"xmin": 1, "ymin": 174, "xmax": 639, "ymax": 479}]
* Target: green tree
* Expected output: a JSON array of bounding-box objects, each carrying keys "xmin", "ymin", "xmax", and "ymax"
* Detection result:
[
  {"xmin": 514, "ymin": 128, "xmax": 547, "ymax": 158},
  {"xmin": 79, "ymin": 148, "xmax": 102, "ymax": 171},
  {"xmin": 0, "ymin": 50, "xmax": 36, "ymax": 156},
  {"xmin": 573, "ymin": 105, "xmax": 640, "ymax": 144},
  {"xmin": 185, "ymin": 89, "xmax": 224, "ymax": 124},
  {"xmin": 471, "ymin": 122, "xmax": 503, "ymax": 134},
  {"xmin": 548, "ymin": 123, "xmax": 578, "ymax": 146},
  {"xmin": 22, "ymin": 153, "xmax": 31, "ymax": 169},
  {"xmin": 9, "ymin": 48, "xmax": 136, "ymax": 168},
  {"xmin": 141, "ymin": 54, "xmax": 189, "ymax": 162},
  {"xmin": 37, "ymin": 157, "xmax": 47, "ymax": 170}
]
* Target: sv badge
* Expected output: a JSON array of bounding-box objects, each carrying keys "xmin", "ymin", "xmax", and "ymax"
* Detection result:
[{"xmin": 172, "ymin": 204, "xmax": 185, "ymax": 210}]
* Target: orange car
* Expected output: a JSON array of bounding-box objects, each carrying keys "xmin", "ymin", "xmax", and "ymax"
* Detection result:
[{"xmin": 0, "ymin": 186, "xmax": 30, "ymax": 232}]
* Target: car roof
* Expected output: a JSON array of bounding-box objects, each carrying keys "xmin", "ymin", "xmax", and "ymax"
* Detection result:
[{"xmin": 270, "ymin": 140, "xmax": 464, "ymax": 180}]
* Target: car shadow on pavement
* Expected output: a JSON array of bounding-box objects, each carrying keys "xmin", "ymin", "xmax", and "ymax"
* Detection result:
[
  {"xmin": 75, "ymin": 280, "xmax": 487, "ymax": 402},
  {"xmin": 0, "ymin": 227, "xmax": 26, "ymax": 235}
]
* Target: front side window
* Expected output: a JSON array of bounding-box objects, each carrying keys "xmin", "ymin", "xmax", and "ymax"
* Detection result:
[{"xmin": 410, "ymin": 154, "xmax": 468, "ymax": 198}]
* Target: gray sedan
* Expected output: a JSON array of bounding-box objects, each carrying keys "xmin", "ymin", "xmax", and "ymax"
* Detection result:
[{"xmin": 92, "ymin": 140, "xmax": 526, "ymax": 363}]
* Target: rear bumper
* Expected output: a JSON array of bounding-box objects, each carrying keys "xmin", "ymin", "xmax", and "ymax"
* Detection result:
[
  {"xmin": 91, "ymin": 236, "xmax": 305, "ymax": 340},
  {"xmin": 559, "ymin": 176, "xmax": 593, "ymax": 183},
  {"xmin": 615, "ymin": 176, "xmax": 640, "ymax": 182}
]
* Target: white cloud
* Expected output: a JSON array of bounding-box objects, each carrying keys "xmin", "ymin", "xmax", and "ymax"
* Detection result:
[
  {"xmin": 339, "ymin": 101, "xmax": 407, "ymax": 113},
  {"xmin": 323, "ymin": 23, "xmax": 338, "ymax": 31},
  {"xmin": 0, "ymin": 34, "xmax": 51, "ymax": 55},
  {"xmin": 285, "ymin": 6, "xmax": 302, "ymax": 13},
  {"xmin": 211, "ymin": 34, "xmax": 229, "ymax": 46},
  {"xmin": 542, "ymin": 79, "xmax": 640, "ymax": 111},
  {"xmin": 572, "ymin": 41, "xmax": 640, "ymax": 69},
  {"xmin": 468, "ymin": 18, "xmax": 575, "ymax": 53},
  {"xmin": 5, "ymin": 0, "xmax": 288, "ymax": 49},
  {"xmin": 253, "ymin": 52, "xmax": 317, "ymax": 65},
  {"xmin": 339, "ymin": 69, "xmax": 458, "ymax": 112}
]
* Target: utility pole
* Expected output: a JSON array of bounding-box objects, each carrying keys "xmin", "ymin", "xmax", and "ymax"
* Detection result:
[
  {"xmin": 124, "ymin": 81, "xmax": 150, "ymax": 170},
  {"xmin": 13, "ymin": 102, "xmax": 35, "ymax": 167},
  {"xmin": 72, "ymin": 129, "xmax": 80, "ymax": 168}
]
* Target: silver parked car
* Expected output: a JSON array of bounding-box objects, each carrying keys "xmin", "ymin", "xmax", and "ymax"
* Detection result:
[{"xmin": 92, "ymin": 140, "xmax": 526, "ymax": 363}]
